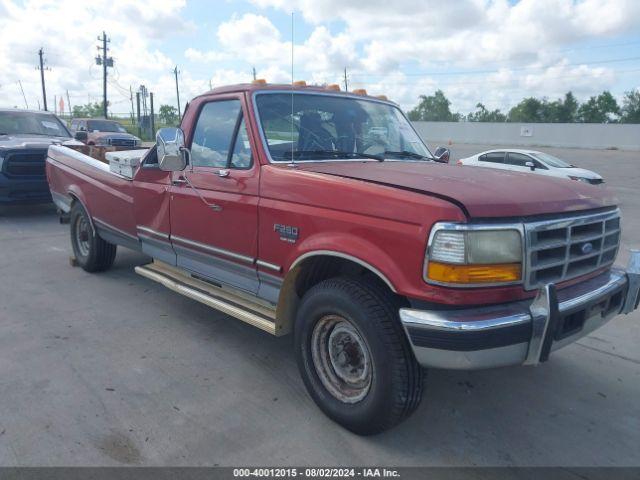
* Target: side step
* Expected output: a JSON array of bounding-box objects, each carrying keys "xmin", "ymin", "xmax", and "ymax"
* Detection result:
[{"xmin": 135, "ymin": 261, "xmax": 286, "ymax": 336}]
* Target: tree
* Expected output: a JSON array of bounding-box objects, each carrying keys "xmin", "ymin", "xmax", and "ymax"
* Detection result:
[
  {"xmin": 578, "ymin": 91, "xmax": 620, "ymax": 123},
  {"xmin": 158, "ymin": 104, "xmax": 179, "ymax": 125},
  {"xmin": 556, "ymin": 92, "xmax": 579, "ymax": 123},
  {"xmin": 72, "ymin": 102, "xmax": 106, "ymax": 118},
  {"xmin": 507, "ymin": 97, "xmax": 545, "ymax": 122},
  {"xmin": 408, "ymin": 90, "xmax": 460, "ymax": 122},
  {"xmin": 620, "ymin": 89, "xmax": 640, "ymax": 123},
  {"xmin": 466, "ymin": 103, "xmax": 506, "ymax": 122}
]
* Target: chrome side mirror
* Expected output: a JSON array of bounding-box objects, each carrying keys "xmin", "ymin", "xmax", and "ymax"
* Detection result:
[
  {"xmin": 525, "ymin": 161, "xmax": 536, "ymax": 171},
  {"xmin": 156, "ymin": 127, "xmax": 187, "ymax": 172},
  {"xmin": 433, "ymin": 146, "xmax": 450, "ymax": 163}
]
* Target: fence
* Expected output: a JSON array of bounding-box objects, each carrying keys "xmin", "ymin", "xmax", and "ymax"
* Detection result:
[{"xmin": 411, "ymin": 122, "xmax": 640, "ymax": 151}]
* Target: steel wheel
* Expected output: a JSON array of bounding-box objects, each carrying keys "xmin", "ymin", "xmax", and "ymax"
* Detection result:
[
  {"xmin": 74, "ymin": 215, "xmax": 91, "ymax": 258},
  {"xmin": 310, "ymin": 314, "xmax": 372, "ymax": 403}
]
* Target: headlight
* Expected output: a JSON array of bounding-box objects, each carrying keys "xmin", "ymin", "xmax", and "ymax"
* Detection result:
[
  {"xmin": 425, "ymin": 224, "xmax": 523, "ymax": 286},
  {"xmin": 569, "ymin": 176, "xmax": 590, "ymax": 183}
]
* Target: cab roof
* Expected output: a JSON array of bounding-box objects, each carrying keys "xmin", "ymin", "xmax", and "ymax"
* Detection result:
[{"xmin": 192, "ymin": 83, "xmax": 395, "ymax": 104}]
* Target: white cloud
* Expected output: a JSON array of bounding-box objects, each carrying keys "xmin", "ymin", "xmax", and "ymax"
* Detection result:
[
  {"xmin": 184, "ymin": 48, "xmax": 228, "ymax": 63},
  {"xmin": 0, "ymin": 0, "xmax": 191, "ymax": 112}
]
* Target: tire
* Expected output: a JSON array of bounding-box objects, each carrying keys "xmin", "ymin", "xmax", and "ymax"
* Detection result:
[
  {"xmin": 295, "ymin": 277, "xmax": 424, "ymax": 435},
  {"xmin": 69, "ymin": 202, "xmax": 117, "ymax": 273}
]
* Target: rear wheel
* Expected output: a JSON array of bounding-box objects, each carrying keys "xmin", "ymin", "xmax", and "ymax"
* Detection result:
[
  {"xmin": 70, "ymin": 202, "xmax": 116, "ymax": 272},
  {"xmin": 295, "ymin": 277, "xmax": 424, "ymax": 435}
]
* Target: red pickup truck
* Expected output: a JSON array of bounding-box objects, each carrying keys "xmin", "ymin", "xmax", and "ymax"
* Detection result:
[{"xmin": 46, "ymin": 82, "xmax": 640, "ymax": 434}]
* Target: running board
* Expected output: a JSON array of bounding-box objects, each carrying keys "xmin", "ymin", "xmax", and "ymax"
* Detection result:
[{"xmin": 135, "ymin": 261, "xmax": 285, "ymax": 336}]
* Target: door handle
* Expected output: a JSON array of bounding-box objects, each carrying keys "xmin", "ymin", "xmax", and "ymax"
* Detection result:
[
  {"xmin": 172, "ymin": 177, "xmax": 187, "ymax": 186},
  {"xmin": 217, "ymin": 169, "xmax": 230, "ymax": 178}
]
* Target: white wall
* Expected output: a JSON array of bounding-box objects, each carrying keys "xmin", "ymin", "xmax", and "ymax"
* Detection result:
[{"xmin": 412, "ymin": 122, "xmax": 640, "ymax": 151}]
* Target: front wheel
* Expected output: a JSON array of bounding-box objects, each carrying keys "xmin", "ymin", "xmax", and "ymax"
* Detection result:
[
  {"xmin": 70, "ymin": 202, "xmax": 116, "ymax": 272},
  {"xmin": 295, "ymin": 277, "xmax": 424, "ymax": 435}
]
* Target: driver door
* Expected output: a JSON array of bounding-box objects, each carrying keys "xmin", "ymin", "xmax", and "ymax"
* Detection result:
[{"xmin": 169, "ymin": 95, "xmax": 260, "ymax": 294}]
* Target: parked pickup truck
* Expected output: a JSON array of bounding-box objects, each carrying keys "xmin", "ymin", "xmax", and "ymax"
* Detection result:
[
  {"xmin": 46, "ymin": 82, "xmax": 640, "ymax": 434},
  {"xmin": 0, "ymin": 108, "xmax": 82, "ymax": 204}
]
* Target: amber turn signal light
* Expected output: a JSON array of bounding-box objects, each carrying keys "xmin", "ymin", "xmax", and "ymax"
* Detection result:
[{"xmin": 427, "ymin": 262, "xmax": 521, "ymax": 284}]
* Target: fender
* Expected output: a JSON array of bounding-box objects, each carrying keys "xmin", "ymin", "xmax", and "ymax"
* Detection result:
[{"xmin": 284, "ymin": 230, "xmax": 416, "ymax": 293}]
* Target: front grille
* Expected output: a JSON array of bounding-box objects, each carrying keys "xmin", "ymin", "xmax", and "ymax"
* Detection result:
[
  {"xmin": 588, "ymin": 178, "xmax": 604, "ymax": 185},
  {"xmin": 524, "ymin": 209, "xmax": 620, "ymax": 290},
  {"xmin": 108, "ymin": 138, "xmax": 136, "ymax": 147},
  {"xmin": 3, "ymin": 150, "xmax": 47, "ymax": 177}
]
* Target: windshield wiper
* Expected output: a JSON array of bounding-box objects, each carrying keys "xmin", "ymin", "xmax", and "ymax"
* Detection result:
[
  {"xmin": 384, "ymin": 150, "xmax": 432, "ymax": 161},
  {"xmin": 292, "ymin": 150, "xmax": 384, "ymax": 161}
]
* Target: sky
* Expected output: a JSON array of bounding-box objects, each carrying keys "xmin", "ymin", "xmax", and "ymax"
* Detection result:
[{"xmin": 0, "ymin": 0, "xmax": 639, "ymax": 116}]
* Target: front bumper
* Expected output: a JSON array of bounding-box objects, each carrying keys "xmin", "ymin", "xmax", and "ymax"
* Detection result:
[
  {"xmin": 0, "ymin": 173, "xmax": 51, "ymax": 205},
  {"xmin": 400, "ymin": 251, "xmax": 640, "ymax": 370}
]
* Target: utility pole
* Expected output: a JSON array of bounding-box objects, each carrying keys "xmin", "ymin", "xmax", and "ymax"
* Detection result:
[
  {"xmin": 252, "ymin": 66, "xmax": 257, "ymax": 81},
  {"xmin": 149, "ymin": 92, "xmax": 155, "ymax": 137},
  {"xmin": 343, "ymin": 67, "xmax": 348, "ymax": 92},
  {"xmin": 96, "ymin": 31, "xmax": 113, "ymax": 118},
  {"xmin": 135, "ymin": 91, "xmax": 141, "ymax": 137},
  {"xmin": 66, "ymin": 89, "xmax": 72, "ymax": 117},
  {"xmin": 173, "ymin": 66, "xmax": 181, "ymax": 120},
  {"xmin": 18, "ymin": 80, "xmax": 28, "ymax": 109},
  {"xmin": 129, "ymin": 85, "xmax": 135, "ymax": 125},
  {"xmin": 54, "ymin": 94, "xmax": 57, "ymax": 115},
  {"xmin": 37, "ymin": 48, "xmax": 48, "ymax": 111}
]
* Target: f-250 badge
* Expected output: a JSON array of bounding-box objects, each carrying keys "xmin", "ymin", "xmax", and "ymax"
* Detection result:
[{"xmin": 274, "ymin": 224, "xmax": 299, "ymax": 243}]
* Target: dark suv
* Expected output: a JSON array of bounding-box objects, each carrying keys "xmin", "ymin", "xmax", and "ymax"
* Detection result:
[{"xmin": 0, "ymin": 109, "xmax": 82, "ymax": 205}]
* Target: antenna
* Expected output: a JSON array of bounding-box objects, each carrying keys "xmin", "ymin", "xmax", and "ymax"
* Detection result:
[{"xmin": 288, "ymin": 11, "xmax": 296, "ymax": 168}]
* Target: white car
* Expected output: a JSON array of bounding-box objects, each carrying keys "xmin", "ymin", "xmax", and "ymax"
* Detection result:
[{"xmin": 457, "ymin": 149, "xmax": 604, "ymax": 185}]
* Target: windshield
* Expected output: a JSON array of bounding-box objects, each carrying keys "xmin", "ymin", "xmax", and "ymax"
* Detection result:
[
  {"xmin": 255, "ymin": 92, "xmax": 431, "ymax": 162},
  {"xmin": 530, "ymin": 152, "xmax": 574, "ymax": 168},
  {"xmin": 0, "ymin": 111, "xmax": 70, "ymax": 137},
  {"xmin": 86, "ymin": 120, "xmax": 128, "ymax": 133}
]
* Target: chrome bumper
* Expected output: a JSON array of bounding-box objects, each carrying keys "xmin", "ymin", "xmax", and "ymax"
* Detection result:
[{"xmin": 400, "ymin": 250, "xmax": 640, "ymax": 370}]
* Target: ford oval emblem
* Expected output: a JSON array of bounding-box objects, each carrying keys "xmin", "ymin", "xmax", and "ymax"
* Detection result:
[{"xmin": 581, "ymin": 242, "xmax": 594, "ymax": 254}]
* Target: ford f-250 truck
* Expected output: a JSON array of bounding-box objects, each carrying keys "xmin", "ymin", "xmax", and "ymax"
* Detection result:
[{"xmin": 46, "ymin": 82, "xmax": 640, "ymax": 434}]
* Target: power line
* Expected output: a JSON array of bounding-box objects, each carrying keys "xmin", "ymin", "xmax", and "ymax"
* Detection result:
[
  {"xmin": 349, "ymin": 56, "xmax": 640, "ymax": 79},
  {"xmin": 17, "ymin": 80, "xmax": 28, "ymax": 109}
]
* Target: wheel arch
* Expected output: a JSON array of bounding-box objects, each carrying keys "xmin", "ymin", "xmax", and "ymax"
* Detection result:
[
  {"xmin": 275, "ymin": 251, "xmax": 400, "ymax": 335},
  {"xmin": 67, "ymin": 188, "xmax": 95, "ymax": 231}
]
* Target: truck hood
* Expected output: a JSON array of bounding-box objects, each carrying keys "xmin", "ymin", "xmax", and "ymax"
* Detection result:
[
  {"xmin": 0, "ymin": 133, "xmax": 83, "ymax": 150},
  {"xmin": 297, "ymin": 161, "xmax": 616, "ymax": 219}
]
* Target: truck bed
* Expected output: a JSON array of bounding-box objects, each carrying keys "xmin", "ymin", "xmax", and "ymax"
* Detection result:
[{"xmin": 46, "ymin": 144, "xmax": 144, "ymax": 248}]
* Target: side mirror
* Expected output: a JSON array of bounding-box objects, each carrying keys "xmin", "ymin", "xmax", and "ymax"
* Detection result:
[
  {"xmin": 74, "ymin": 131, "xmax": 88, "ymax": 142},
  {"xmin": 433, "ymin": 146, "xmax": 450, "ymax": 163},
  {"xmin": 156, "ymin": 127, "xmax": 187, "ymax": 172},
  {"xmin": 525, "ymin": 161, "xmax": 536, "ymax": 171}
]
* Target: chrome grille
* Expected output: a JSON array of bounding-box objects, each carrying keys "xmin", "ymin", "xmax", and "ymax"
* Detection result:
[
  {"xmin": 524, "ymin": 209, "xmax": 620, "ymax": 290},
  {"xmin": 108, "ymin": 138, "xmax": 136, "ymax": 147}
]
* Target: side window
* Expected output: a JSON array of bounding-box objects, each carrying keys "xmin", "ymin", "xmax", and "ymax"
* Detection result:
[
  {"xmin": 533, "ymin": 160, "xmax": 548, "ymax": 170},
  {"xmin": 480, "ymin": 152, "xmax": 505, "ymax": 163},
  {"xmin": 191, "ymin": 100, "xmax": 241, "ymax": 168},
  {"xmin": 230, "ymin": 117, "xmax": 253, "ymax": 169},
  {"xmin": 506, "ymin": 152, "xmax": 532, "ymax": 167},
  {"xmin": 70, "ymin": 120, "xmax": 78, "ymax": 131}
]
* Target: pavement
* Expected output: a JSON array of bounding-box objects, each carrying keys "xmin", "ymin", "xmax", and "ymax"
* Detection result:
[{"xmin": 0, "ymin": 144, "xmax": 638, "ymax": 466}]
